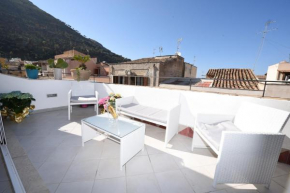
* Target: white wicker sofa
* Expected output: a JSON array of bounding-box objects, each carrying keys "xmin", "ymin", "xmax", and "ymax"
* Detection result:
[
  {"xmin": 116, "ymin": 91, "xmax": 181, "ymax": 147},
  {"xmin": 192, "ymin": 102, "xmax": 290, "ymax": 188}
]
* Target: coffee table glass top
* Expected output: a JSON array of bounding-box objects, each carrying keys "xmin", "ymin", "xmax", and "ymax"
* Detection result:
[{"xmin": 82, "ymin": 113, "xmax": 144, "ymax": 138}]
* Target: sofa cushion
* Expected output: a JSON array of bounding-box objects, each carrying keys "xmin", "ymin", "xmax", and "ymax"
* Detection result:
[
  {"xmin": 148, "ymin": 110, "xmax": 167, "ymax": 124},
  {"xmin": 120, "ymin": 103, "xmax": 147, "ymax": 114},
  {"xmin": 198, "ymin": 121, "xmax": 240, "ymax": 150},
  {"xmin": 71, "ymin": 95, "xmax": 97, "ymax": 103},
  {"xmin": 120, "ymin": 103, "xmax": 168, "ymax": 124}
]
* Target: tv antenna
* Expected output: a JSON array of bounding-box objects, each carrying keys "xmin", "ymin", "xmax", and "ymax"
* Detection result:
[
  {"xmin": 153, "ymin": 48, "xmax": 156, "ymax": 57},
  {"xmin": 176, "ymin": 38, "xmax": 183, "ymax": 55},
  {"xmin": 159, "ymin": 47, "xmax": 163, "ymax": 56},
  {"xmin": 253, "ymin": 20, "xmax": 277, "ymax": 71},
  {"xmin": 193, "ymin": 56, "xmax": 196, "ymax": 65}
]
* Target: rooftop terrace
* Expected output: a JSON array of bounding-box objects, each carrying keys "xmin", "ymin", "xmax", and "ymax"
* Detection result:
[
  {"xmin": 2, "ymin": 107, "xmax": 290, "ymax": 193},
  {"xmin": 1, "ymin": 74, "xmax": 290, "ymax": 193}
]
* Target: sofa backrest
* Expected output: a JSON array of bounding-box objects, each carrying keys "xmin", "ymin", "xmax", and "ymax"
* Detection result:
[
  {"xmin": 132, "ymin": 87, "xmax": 180, "ymax": 110},
  {"xmin": 234, "ymin": 102, "xmax": 290, "ymax": 133},
  {"xmin": 71, "ymin": 81, "xmax": 95, "ymax": 96}
]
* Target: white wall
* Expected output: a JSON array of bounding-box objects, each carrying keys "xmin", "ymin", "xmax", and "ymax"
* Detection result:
[
  {"xmin": 1, "ymin": 74, "xmax": 290, "ymax": 149},
  {"xmin": 266, "ymin": 64, "xmax": 279, "ymax": 80},
  {"xmin": 0, "ymin": 74, "xmax": 71, "ymax": 110}
]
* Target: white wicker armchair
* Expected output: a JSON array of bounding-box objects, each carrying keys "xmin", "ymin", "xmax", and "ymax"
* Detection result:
[
  {"xmin": 68, "ymin": 82, "xmax": 98, "ymax": 120},
  {"xmin": 192, "ymin": 102, "xmax": 290, "ymax": 188}
]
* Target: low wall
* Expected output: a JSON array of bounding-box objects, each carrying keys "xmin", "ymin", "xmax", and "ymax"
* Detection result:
[{"xmin": 1, "ymin": 74, "xmax": 290, "ymax": 149}]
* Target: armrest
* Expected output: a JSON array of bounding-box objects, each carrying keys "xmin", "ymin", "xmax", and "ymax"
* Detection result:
[
  {"xmin": 95, "ymin": 91, "xmax": 99, "ymax": 100},
  {"xmin": 116, "ymin": 96, "xmax": 134, "ymax": 107},
  {"xmin": 195, "ymin": 113, "xmax": 235, "ymax": 125},
  {"xmin": 68, "ymin": 90, "xmax": 72, "ymax": 105},
  {"xmin": 215, "ymin": 131, "xmax": 285, "ymax": 184}
]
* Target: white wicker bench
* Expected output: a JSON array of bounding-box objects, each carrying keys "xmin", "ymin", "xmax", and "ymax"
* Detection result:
[
  {"xmin": 116, "ymin": 93, "xmax": 180, "ymax": 147},
  {"xmin": 192, "ymin": 102, "xmax": 290, "ymax": 188}
]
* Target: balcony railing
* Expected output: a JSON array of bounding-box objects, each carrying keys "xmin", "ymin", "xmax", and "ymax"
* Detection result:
[
  {"xmin": 1, "ymin": 70, "xmax": 290, "ymax": 99},
  {"xmin": 0, "ymin": 103, "xmax": 26, "ymax": 193}
]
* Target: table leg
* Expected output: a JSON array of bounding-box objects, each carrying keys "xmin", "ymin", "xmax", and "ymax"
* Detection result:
[
  {"xmin": 119, "ymin": 125, "xmax": 145, "ymax": 170},
  {"xmin": 81, "ymin": 121, "xmax": 100, "ymax": 146}
]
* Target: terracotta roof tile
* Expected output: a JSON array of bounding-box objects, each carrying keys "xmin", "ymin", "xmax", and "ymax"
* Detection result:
[{"xmin": 206, "ymin": 69, "xmax": 259, "ymax": 90}]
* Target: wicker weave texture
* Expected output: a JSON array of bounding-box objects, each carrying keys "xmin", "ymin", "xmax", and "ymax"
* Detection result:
[{"xmin": 214, "ymin": 132, "xmax": 285, "ymax": 185}]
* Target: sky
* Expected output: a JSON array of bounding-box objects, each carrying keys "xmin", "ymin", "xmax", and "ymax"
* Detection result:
[{"xmin": 30, "ymin": 0, "xmax": 290, "ymax": 77}]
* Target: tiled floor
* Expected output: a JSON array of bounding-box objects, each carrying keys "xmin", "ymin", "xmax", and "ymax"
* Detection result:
[
  {"xmin": 2, "ymin": 106, "xmax": 290, "ymax": 193},
  {"xmin": 0, "ymin": 152, "xmax": 14, "ymax": 193}
]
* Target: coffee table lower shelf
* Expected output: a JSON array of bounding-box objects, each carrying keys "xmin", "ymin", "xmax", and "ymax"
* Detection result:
[{"xmin": 81, "ymin": 120, "xmax": 145, "ymax": 170}]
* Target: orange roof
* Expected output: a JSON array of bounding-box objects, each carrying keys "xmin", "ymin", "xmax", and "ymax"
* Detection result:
[{"xmin": 206, "ymin": 69, "xmax": 259, "ymax": 90}]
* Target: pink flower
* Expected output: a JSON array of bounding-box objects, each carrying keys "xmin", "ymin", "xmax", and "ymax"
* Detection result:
[{"xmin": 98, "ymin": 96, "xmax": 110, "ymax": 106}]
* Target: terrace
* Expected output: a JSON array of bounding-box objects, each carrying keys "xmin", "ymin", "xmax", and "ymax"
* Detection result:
[{"xmin": 1, "ymin": 73, "xmax": 290, "ymax": 193}]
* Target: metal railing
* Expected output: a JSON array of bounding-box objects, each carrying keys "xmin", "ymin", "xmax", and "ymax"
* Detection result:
[
  {"xmin": 1, "ymin": 70, "xmax": 290, "ymax": 99},
  {"xmin": 0, "ymin": 103, "xmax": 26, "ymax": 193}
]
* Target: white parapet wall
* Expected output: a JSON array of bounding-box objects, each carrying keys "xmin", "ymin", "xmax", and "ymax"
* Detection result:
[{"xmin": 1, "ymin": 74, "xmax": 290, "ymax": 149}]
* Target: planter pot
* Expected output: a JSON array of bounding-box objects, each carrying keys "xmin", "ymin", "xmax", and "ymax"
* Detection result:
[
  {"xmin": 71, "ymin": 69, "xmax": 91, "ymax": 81},
  {"xmin": 26, "ymin": 69, "xmax": 38, "ymax": 79},
  {"xmin": 54, "ymin": 68, "xmax": 63, "ymax": 80}
]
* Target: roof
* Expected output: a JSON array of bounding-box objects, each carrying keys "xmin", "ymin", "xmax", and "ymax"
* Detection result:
[
  {"xmin": 206, "ymin": 69, "xmax": 259, "ymax": 90},
  {"xmin": 256, "ymin": 75, "xmax": 266, "ymax": 80},
  {"xmin": 55, "ymin": 50, "xmax": 86, "ymax": 59},
  {"xmin": 116, "ymin": 55, "xmax": 183, "ymax": 64}
]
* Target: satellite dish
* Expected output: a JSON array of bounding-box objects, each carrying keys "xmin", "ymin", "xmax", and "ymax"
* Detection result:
[{"xmin": 176, "ymin": 52, "xmax": 181, "ymax": 56}]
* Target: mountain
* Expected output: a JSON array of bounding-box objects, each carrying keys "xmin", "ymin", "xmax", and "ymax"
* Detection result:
[{"xmin": 0, "ymin": 0, "xmax": 130, "ymax": 62}]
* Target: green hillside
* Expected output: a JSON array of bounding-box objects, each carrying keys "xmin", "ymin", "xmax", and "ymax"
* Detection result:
[{"xmin": 0, "ymin": 0, "xmax": 130, "ymax": 62}]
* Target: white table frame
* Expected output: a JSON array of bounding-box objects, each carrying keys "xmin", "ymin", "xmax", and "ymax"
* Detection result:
[{"xmin": 81, "ymin": 118, "xmax": 145, "ymax": 170}]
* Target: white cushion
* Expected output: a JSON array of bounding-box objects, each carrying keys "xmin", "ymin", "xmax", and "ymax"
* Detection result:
[
  {"xmin": 120, "ymin": 103, "xmax": 146, "ymax": 114},
  {"xmin": 120, "ymin": 103, "xmax": 168, "ymax": 124},
  {"xmin": 198, "ymin": 121, "xmax": 240, "ymax": 150},
  {"xmin": 148, "ymin": 110, "xmax": 167, "ymax": 124},
  {"xmin": 70, "ymin": 95, "xmax": 97, "ymax": 103}
]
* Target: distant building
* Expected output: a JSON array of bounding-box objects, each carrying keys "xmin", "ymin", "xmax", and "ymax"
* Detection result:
[
  {"xmin": 95, "ymin": 62, "xmax": 109, "ymax": 76},
  {"xmin": 54, "ymin": 50, "xmax": 98, "ymax": 75},
  {"xmin": 109, "ymin": 55, "xmax": 196, "ymax": 87},
  {"xmin": 266, "ymin": 61, "xmax": 290, "ymax": 81},
  {"xmin": 206, "ymin": 69, "xmax": 259, "ymax": 90},
  {"xmin": 184, "ymin": 62, "xmax": 197, "ymax": 78},
  {"xmin": 256, "ymin": 74, "xmax": 266, "ymax": 80}
]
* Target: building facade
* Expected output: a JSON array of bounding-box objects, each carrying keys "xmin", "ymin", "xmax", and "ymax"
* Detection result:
[
  {"xmin": 266, "ymin": 61, "xmax": 290, "ymax": 81},
  {"xmin": 54, "ymin": 50, "xmax": 98, "ymax": 75},
  {"xmin": 109, "ymin": 55, "xmax": 195, "ymax": 87}
]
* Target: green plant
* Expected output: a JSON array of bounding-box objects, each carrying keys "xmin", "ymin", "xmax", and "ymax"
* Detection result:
[
  {"xmin": 73, "ymin": 55, "xmax": 90, "ymax": 66},
  {"xmin": 0, "ymin": 91, "xmax": 35, "ymax": 114},
  {"xmin": 47, "ymin": 58, "xmax": 68, "ymax": 69},
  {"xmin": 25, "ymin": 64, "xmax": 40, "ymax": 70}
]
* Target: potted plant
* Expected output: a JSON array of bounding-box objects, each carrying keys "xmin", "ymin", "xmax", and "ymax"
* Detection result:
[
  {"xmin": 0, "ymin": 91, "xmax": 35, "ymax": 123},
  {"xmin": 71, "ymin": 55, "xmax": 91, "ymax": 81},
  {"xmin": 98, "ymin": 93, "xmax": 121, "ymax": 113},
  {"xmin": 47, "ymin": 58, "xmax": 68, "ymax": 80},
  {"xmin": 25, "ymin": 64, "xmax": 40, "ymax": 79}
]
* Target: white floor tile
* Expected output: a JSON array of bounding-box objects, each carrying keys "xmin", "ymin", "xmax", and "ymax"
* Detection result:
[
  {"xmin": 149, "ymin": 154, "xmax": 179, "ymax": 173},
  {"xmin": 27, "ymin": 147, "xmax": 56, "ymax": 164},
  {"xmin": 126, "ymin": 156, "xmax": 153, "ymax": 176},
  {"xmin": 127, "ymin": 174, "xmax": 161, "ymax": 193},
  {"xmin": 46, "ymin": 183, "xmax": 59, "ymax": 193},
  {"xmin": 181, "ymin": 167, "xmax": 218, "ymax": 193},
  {"xmin": 55, "ymin": 181, "xmax": 94, "ymax": 193},
  {"xmin": 254, "ymin": 180, "xmax": 286, "ymax": 193},
  {"xmin": 38, "ymin": 160, "xmax": 72, "ymax": 184},
  {"xmin": 96, "ymin": 158, "xmax": 125, "ymax": 179},
  {"xmin": 92, "ymin": 177, "xmax": 126, "ymax": 193},
  {"xmin": 62, "ymin": 159, "xmax": 100, "ymax": 183},
  {"xmin": 101, "ymin": 140, "xmax": 120, "ymax": 159},
  {"xmin": 47, "ymin": 146, "xmax": 80, "ymax": 162},
  {"xmin": 273, "ymin": 174, "xmax": 290, "ymax": 189},
  {"xmin": 74, "ymin": 140, "xmax": 104, "ymax": 161},
  {"xmin": 155, "ymin": 170, "xmax": 194, "ymax": 193}
]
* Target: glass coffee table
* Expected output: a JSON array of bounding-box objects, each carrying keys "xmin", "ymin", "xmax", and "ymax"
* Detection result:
[{"xmin": 81, "ymin": 113, "xmax": 145, "ymax": 170}]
